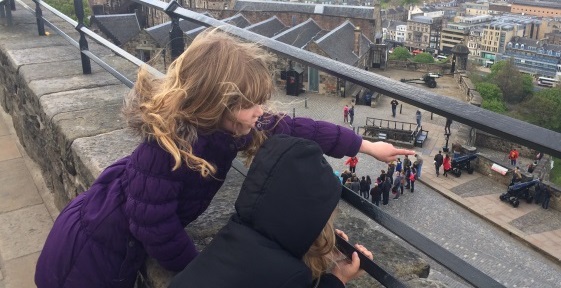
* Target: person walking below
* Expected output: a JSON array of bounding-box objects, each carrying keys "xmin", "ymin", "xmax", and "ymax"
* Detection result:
[
  {"xmin": 508, "ymin": 148, "xmax": 519, "ymax": 166},
  {"xmin": 409, "ymin": 166, "xmax": 417, "ymax": 193},
  {"xmin": 392, "ymin": 172, "xmax": 402, "ymax": 200},
  {"xmin": 387, "ymin": 162, "xmax": 395, "ymax": 184},
  {"xmin": 542, "ymin": 186, "xmax": 551, "ymax": 209},
  {"xmin": 391, "ymin": 99, "xmax": 399, "ymax": 117},
  {"xmin": 510, "ymin": 167, "xmax": 522, "ymax": 186},
  {"xmin": 416, "ymin": 110, "xmax": 422, "ymax": 127},
  {"xmin": 345, "ymin": 156, "xmax": 359, "ymax": 173},
  {"xmin": 350, "ymin": 175, "xmax": 361, "ymax": 195},
  {"xmin": 381, "ymin": 176, "xmax": 392, "ymax": 205},
  {"xmin": 443, "ymin": 153, "xmax": 452, "ymax": 177},
  {"xmin": 359, "ymin": 176, "xmax": 370, "ymax": 199},
  {"xmin": 343, "ymin": 105, "xmax": 349, "ymax": 123},
  {"xmin": 370, "ymin": 183, "xmax": 381, "ymax": 206},
  {"xmin": 403, "ymin": 155, "xmax": 412, "ymax": 171},
  {"xmin": 404, "ymin": 167, "xmax": 411, "ymax": 190},
  {"xmin": 414, "ymin": 154, "xmax": 424, "ymax": 178},
  {"xmin": 445, "ymin": 118, "xmax": 453, "ymax": 134},
  {"xmin": 349, "ymin": 106, "xmax": 355, "ymax": 125},
  {"xmin": 395, "ymin": 158, "xmax": 402, "ymax": 174},
  {"xmin": 434, "ymin": 150, "xmax": 444, "ymax": 177}
]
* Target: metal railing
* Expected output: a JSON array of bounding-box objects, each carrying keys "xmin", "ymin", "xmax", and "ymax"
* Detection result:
[
  {"xmin": 0, "ymin": 0, "xmax": 15, "ymax": 26},
  {"xmin": 12, "ymin": 0, "xmax": 561, "ymax": 286}
]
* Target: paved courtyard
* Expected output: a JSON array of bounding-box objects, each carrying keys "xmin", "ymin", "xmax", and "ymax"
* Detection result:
[{"xmin": 270, "ymin": 72, "xmax": 561, "ymax": 287}]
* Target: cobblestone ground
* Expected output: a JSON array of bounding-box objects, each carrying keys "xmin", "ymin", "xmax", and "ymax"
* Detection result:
[{"xmin": 269, "ymin": 73, "xmax": 561, "ymax": 287}]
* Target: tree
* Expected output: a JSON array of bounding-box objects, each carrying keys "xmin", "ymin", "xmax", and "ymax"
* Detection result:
[
  {"xmin": 487, "ymin": 59, "xmax": 533, "ymax": 104},
  {"xmin": 389, "ymin": 47, "xmax": 411, "ymax": 60},
  {"xmin": 476, "ymin": 82, "xmax": 507, "ymax": 113},
  {"xmin": 516, "ymin": 88, "xmax": 561, "ymax": 132},
  {"xmin": 45, "ymin": 0, "xmax": 92, "ymax": 25},
  {"xmin": 412, "ymin": 52, "xmax": 434, "ymax": 63}
]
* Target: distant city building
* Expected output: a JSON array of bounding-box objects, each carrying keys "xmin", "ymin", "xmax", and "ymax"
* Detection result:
[
  {"xmin": 511, "ymin": 0, "xmax": 561, "ymax": 17},
  {"xmin": 463, "ymin": 2, "xmax": 490, "ymax": 16},
  {"xmin": 497, "ymin": 36, "xmax": 561, "ymax": 77},
  {"xmin": 406, "ymin": 15, "xmax": 443, "ymax": 53}
]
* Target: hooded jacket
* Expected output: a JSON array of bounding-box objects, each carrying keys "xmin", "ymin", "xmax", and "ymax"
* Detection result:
[
  {"xmin": 170, "ymin": 134, "xmax": 344, "ymax": 288},
  {"xmin": 35, "ymin": 115, "xmax": 361, "ymax": 288}
]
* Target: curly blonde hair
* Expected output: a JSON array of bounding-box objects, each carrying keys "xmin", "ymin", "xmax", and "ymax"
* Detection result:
[
  {"xmin": 303, "ymin": 211, "xmax": 338, "ymax": 280},
  {"xmin": 123, "ymin": 29, "xmax": 276, "ymax": 177}
]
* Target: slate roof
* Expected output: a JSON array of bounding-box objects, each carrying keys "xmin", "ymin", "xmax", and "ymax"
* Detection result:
[
  {"xmin": 246, "ymin": 16, "xmax": 288, "ymax": 38},
  {"xmin": 146, "ymin": 16, "xmax": 209, "ymax": 46},
  {"xmin": 314, "ymin": 20, "xmax": 372, "ymax": 66},
  {"xmin": 224, "ymin": 14, "xmax": 252, "ymax": 28},
  {"xmin": 185, "ymin": 14, "xmax": 250, "ymax": 39},
  {"xmin": 233, "ymin": 0, "xmax": 316, "ymax": 13},
  {"xmin": 91, "ymin": 13, "xmax": 140, "ymax": 46},
  {"xmin": 272, "ymin": 18, "xmax": 325, "ymax": 49},
  {"xmin": 232, "ymin": 0, "xmax": 402, "ymax": 20}
]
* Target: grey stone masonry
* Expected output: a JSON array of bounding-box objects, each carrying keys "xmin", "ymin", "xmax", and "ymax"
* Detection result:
[{"xmin": 0, "ymin": 3, "xmax": 434, "ymax": 287}]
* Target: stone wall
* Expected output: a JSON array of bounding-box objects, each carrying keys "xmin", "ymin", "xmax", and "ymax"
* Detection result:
[
  {"xmin": 0, "ymin": 10, "xmax": 437, "ymax": 287},
  {"xmin": 387, "ymin": 60, "xmax": 451, "ymax": 74},
  {"xmin": 473, "ymin": 153, "xmax": 560, "ymax": 211},
  {"xmin": 475, "ymin": 130, "xmax": 539, "ymax": 159}
]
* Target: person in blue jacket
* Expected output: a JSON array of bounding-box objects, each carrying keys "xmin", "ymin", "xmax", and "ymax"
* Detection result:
[{"xmin": 170, "ymin": 135, "xmax": 373, "ymax": 287}]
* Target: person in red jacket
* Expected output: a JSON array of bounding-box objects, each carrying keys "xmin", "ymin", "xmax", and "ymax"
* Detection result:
[
  {"xmin": 508, "ymin": 148, "xmax": 519, "ymax": 166},
  {"xmin": 345, "ymin": 156, "xmax": 359, "ymax": 173},
  {"xmin": 443, "ymin": 153, "xmax": 452, "ymax": 177}
]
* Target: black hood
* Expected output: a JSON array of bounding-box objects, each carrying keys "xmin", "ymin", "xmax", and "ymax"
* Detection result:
[{"xmin": 234, "ymin": 134, "xmax": 342, "ymax": 259}]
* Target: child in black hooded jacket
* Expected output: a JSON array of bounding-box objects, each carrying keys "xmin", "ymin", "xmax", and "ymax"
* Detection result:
[{"xmin": 170, "ymin": 134, "xmax": 372, "ymax": 287}]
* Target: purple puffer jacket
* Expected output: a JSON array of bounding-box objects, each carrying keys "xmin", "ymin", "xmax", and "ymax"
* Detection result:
[{"xmin": 34, "ymin": 115, "xmax": 362, "ymax": 288}]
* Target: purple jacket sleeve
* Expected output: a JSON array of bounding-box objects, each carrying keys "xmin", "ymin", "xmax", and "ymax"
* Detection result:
[
  {"xmin": 125, "ymin": 170, "xmax": 198, "ymax": 272},
  {"xmin": 259, "ymin": 114, "xmax": 362, "ymax": 158}
]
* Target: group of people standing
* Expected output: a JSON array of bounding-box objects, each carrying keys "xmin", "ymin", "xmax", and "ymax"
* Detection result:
[
  {"xmin": 342, "ymin": 154, "xmax": 426, "ymax": 206},
  {"xmin": 343, "ymin": 104, "xmax": 355, "ymax": 125}
]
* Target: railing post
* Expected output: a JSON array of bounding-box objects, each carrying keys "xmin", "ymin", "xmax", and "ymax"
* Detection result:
[
  {"xmin": 33, "ymin": 0, "xmax": 45, "ymax": 35},
  {"xmin": 74, "ymin": 0, "xmax": 91, "ymax": 74},
  {"xmin": 165, "ymin": 0, "xmax": 185, "ymax": 61},
  {"xmin": 292, "ymin": 107, "xmax": 295, "ymax": 119}
]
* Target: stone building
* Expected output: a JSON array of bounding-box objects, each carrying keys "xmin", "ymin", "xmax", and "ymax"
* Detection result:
[
  {"xmin": 440, "ymin": 24, "xmax": 469, "ymax": 55},
  {"xmin": 406, "ymin": 15, "xmax": 443, "ymax": 53},
  {"xmin": 511, "ymin": 0, "xmax": 561, "ymax": 18},
  {"xmin": 479, "ymin": 18, "xmax": 525, "ymax": 64},
  {"xmin": 307, "ymin": 21, "xmax": 371, "ymax": 95},
  {"xmin": 463, "ymin": 1, "xmax": 490, "ymax": 16},
  {"xmin": 497, "ymin": 37, "xmax": 561, "ymax": 77},
  {"xmin": 382, "ymin": 20, "xmax": 407, "ymax": 45}
]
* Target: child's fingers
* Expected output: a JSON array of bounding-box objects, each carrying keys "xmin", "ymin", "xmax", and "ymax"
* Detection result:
[
  {"xmin": 355, "ymin": 244, "xmax": 374, "ymax": 260},
  {"xmin": 335, "ymin": 229, "xmax": 349, "ymax": 241},
  {"xmin": 351, "ymin": 252, "xmax": 361, "ymax": 271}
]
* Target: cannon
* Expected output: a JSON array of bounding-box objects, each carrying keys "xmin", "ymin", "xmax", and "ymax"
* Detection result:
[
  {"xmin": 400, "ymin": 73, "xmax": 440, "ymax": 88},
  {"xmin": 450, "ymin": 154, "xmax": 477, "ymax": 177},
  {"xmin": 499, "ymin": 179, "xmax": 540, "ymax": 208}
]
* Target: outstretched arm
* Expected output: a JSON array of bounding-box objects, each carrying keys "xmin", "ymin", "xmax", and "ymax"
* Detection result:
[{"xmin": 359, "ymin": 140, "xmax": 416, "ymax": 163}]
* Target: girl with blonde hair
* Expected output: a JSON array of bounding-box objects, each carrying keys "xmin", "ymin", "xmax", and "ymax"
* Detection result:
[
  {"xmin": 36, "ymin": 29, "xmax": 409, "ymax": 288},
  {"xmin": 171, "ymin": 135, "xmax": 373, "ymax": 287}
]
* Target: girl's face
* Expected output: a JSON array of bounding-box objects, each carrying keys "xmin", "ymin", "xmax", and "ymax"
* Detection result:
[{"xmin": 222, "ymin": 104, "xmax": 264, "ymax": 135}]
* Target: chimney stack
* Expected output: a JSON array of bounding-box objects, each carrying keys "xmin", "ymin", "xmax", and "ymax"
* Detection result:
[{"xmin": 354, "ymin": 26, "xmax": 361, "ymax": 56}]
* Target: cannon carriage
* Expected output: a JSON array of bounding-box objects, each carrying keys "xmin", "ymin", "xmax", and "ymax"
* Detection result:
[
  {"xmin": 499, "ymin": 179, "xmax": 540, "ymax": 208},
  {"xmin": 450, "ymin": 154, "xmax": 476, "ymax": 177}
]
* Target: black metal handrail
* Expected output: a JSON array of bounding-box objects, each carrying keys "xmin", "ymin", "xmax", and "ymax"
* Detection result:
[
  {"xmin": 9, "ymin": 0, "xmax": 557, "ymax": 286},
  {"xmin": 129, "ymin": 0, "xmax": 561, "ymax": 160}
]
